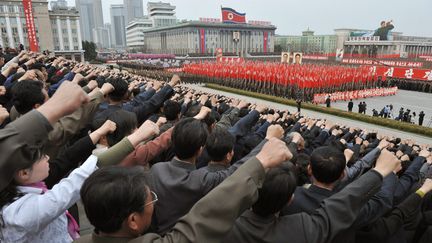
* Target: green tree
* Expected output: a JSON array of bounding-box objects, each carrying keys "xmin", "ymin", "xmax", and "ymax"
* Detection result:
[{"xmin": 82, "ymin": 41, "xmax": 97, "ymax": 61}]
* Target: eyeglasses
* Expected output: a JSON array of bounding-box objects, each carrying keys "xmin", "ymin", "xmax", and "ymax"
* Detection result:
[{"xmin": 144, "ymin": 190, "xmax": 158, "ymax": 207}]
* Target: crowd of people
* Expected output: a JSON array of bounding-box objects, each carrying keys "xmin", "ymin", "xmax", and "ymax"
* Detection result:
[
  {"xmin": 182, "ymin": 61, "xmax": 383, "ymax": 101},
  {"xmin": 347, "ymin": 100, "xmax": 428, "ymax": 126},
  {"xmin": 0, "ymin": 50, "xmax": 432, "ymax": 243}
]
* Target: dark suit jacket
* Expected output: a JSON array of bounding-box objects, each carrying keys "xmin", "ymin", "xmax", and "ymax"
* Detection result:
[
  {"xmin": 150, "ymin": 139, "xmax": 266, "ymax": 234},
  {"xmin": 223, "ymin": 170, "xmax": 384, "ymax": 243}
]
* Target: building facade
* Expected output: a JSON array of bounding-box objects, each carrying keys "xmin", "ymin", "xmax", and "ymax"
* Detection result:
[
  {"xmin": 126, "ymin": 17, "xmax": 153, "ymax": 49},
  {"xmin": 143, "ymin": 21, "xmax": 276, "ymax": 55},
  {"xmin": 49, "ymin": 2, "xmax": 84, "ymax": 61},
  {"xmin": 335, "ymin": 29, "xmax": 432, "ymax": 57},
  {"xmin": 75, "ymin": 0, "xmax": 103, "ymax": 42},
  {"xmin": 93, "ymin": 26, "xmax": 111, "ymax": 49},
  {"xmin": 110, "ymin": 4, "xmax": 127, "ymax": 48},
  {"xmin": 0, "ymin": 0, "xmax": 54, "ymax": 51},
  {"xmin": 125, "ymin": 0, "xmax": 144, "ymax": 24},
  {"xmin": 275, "ymin": 29, "xmax": 337, "ymax": 54},
  {"xmin": 147, "ymin": 1, "xmax": 177, "ymax": 28}
]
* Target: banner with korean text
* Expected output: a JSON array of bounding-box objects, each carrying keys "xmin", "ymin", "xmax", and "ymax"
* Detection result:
[
  {"xmin": 22, "ymin": 0, "xmax": 39, "ymax": 52},
  {"xmin": 374, "ymin": 66, "xmax": 432, "ymax": 81}
]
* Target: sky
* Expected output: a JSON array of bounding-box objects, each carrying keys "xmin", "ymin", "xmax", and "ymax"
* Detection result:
[{"xmin": 55, "ymin": 0, "xmax": 432, "ymax": 37}]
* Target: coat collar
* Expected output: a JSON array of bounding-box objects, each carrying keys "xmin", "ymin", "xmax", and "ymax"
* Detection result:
[{"xmin": 171, "ymin": 157, "xmax": 196, "ymax": 171}]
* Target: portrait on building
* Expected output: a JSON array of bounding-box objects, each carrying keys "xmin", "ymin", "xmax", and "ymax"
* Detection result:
[
  {"xmin": 281, "ymin": 52, "xmax": 290, "ymax": 64},
  {"xmin": 293, "ymin": 52, "xmax": 303, "ymax": 64}
]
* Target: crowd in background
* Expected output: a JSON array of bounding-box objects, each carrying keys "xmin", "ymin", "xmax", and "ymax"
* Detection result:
[{"xmin": 0, "ymin": 51, "xmax": 432, "ymax": 243}]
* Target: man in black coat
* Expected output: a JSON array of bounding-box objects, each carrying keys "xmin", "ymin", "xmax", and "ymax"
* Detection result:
[
  {"xmin": 348, "ymin": 99, "xmax": 354, "ymax": 112},
  {"xmin": 419, "ymin": 111, "xmax": 425, "ymax": 126}
]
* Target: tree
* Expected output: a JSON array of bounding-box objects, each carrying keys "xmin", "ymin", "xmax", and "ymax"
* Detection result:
[
  {"xmin": 82, "ymin": 41, "xmax": 97, "ymax": 61},
  {"xmin": 274, "ymin": 44, "xmax": 283, "ymax": 53}
]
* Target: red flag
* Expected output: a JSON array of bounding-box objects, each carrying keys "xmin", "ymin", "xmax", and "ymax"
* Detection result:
[{"xmin": 221, "ymin": 7, "xmax": 246, "ymax": 23}]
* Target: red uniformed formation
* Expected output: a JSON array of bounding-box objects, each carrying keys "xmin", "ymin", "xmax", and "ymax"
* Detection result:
[{"xmin": 183, "ymin": 61, "xmax": 378, "ymax": 89}]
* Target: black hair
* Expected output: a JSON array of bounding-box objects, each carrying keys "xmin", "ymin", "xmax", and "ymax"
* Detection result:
[
  {"xmin": 12, "ymin": 80, "xmax": 45, "ymax": 114},
  {"xmin": 295, "ymin": 153, "xmax": 311, "ymax": 186},
  {"xmin": 252, "ymin": 163, "xmax": 297, "ymax": 216},
  {"xmin": 310, "ymin": 146, "xmax": 346, "ymax": 184},
  {"xmin": 163, "ymin": 100, "xmax": 181, "ymax": 121},
  {"xmin": 183, "ymin": 104, "xmax": 201, "ymax": 117},
  {"xmin": 107, "ymin": 77, "xmax": 128, "ymax": 102},
  {"xmin": 92, "ymin": 110, "xmax": 137, "ymax": 147},
  {"xmin": 80, "ymin": 166, "xmax": 149, "ymax": 233},
  {"xmin": 205, "ymin": 127, "xmax": 235, "ymax": 162},
  {"xmin": 172, "ymin": 118, "xmax": 208, "ymax": 160},
  {"xmin": 0, "ymin": 182, "xmax": 23, "ymax": 209}
]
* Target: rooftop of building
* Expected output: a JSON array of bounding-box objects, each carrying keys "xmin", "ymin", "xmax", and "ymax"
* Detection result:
[{"xmin": 142, "ymin": 20, "xmax": 277, "ymax": 33}]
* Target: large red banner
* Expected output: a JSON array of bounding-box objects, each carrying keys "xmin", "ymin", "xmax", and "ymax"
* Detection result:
[
  {"xmin": 263, "ymin": 32, "xmax": 268, "ymax": 53},
  {"xmin": 343, "ymin": 58, "xmax": 423, "ymax": 68},
  {"xmin": 22, "ymin": 0, "xmax": 38, "ymax": 51},
  {"xmin": 199, "ymin": 29, "xmax": 205, "ymax": 54},
  {"xmin": 374, "ymin": 66, "xmax": 432, "ymax": 81}
]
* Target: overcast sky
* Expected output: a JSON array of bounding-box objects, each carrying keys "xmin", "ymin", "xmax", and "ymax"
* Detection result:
[{"xmin": 55, "ymin": 0, "xmax": 431, "ymax": 37}]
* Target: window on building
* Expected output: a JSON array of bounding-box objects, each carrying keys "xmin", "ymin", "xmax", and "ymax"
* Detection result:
[
  {"xmin": 0, "ymin": 6, "xmax": 4, "ymax": 13},
  {"xmin": 8, "ymin": 5, "xmax": 15, "ymax": 13},
  {"xmin": 62, "ymin": 29, "xmax": 67, "ymax": 34},
  {"xmin": 63, "ymin": 37, "xmax": 68, "ymax": 43},
  {"xmin": 55, "ymin": 46, "xmax": 60, "ymax": 50},
  {"xmin": 65, "ymin": 46, "xmax": 69, "ymax": 50},
  {"xmin": 74, "ymin": 46, "xmax": 79, "ymax": 50}
]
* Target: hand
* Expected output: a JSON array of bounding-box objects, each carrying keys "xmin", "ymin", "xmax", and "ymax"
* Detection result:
[
  {"xmin": 255, "ymin": 104, "xmax": 267, "ymax": 113},
  {"xmin": 194, "ymin": 106, "xmax": 211, "ymax": 120},
  {"xmin": 199, "ymin": 94, "xmax": 209, "ymax": 105},
  {"xmin": 24, "ymin": 58, "xmax": 36, "ymax": 67},
  {"xmin": 153, "ymin": 80, "xmax": 163, "ymax": 91},
  {"xmin": 378, "ymin": 139, "xmax": 390, "ymax": 150},
  {"xmin": 256, "ymin": 138, "xmax": 293, "ymax": 169},
  {"xmin": 396, "ymin": 150, "xmax": 404, "ymax": 158},
  {"xmin": 156, "ymin": 117, "xmax": 167, "ymax": 127},
  {"xmin": 419, "ymin": 149, "xmax": 431, "ymax": 158},
  {"xmin": 0, "ymin": 86, "xmax": 6, "ymax": 96},
  {"xmin": 325, "ymin": 121, "xmax": 335, "ymax": 130},
  {"xmin": 400, "ymin": 154, "xmax": 410, "ymax": 162},
  {"xmin": 128, "ymin": 120, "xmax": 160, "ymax": 146},
  {"xmin": 37, "ymin": 81, "xmax": 90, "ymax": 125},
  {"xmin": 266, "ymin": 124, "xmax": 284, "ymax": 139},
  {"xmin": 374, "ymin": 149, "xmax": 401, "ymax": 177},
  {"xmin": 355, "ymin": 137, "xmax": 363, "ymax": 145},
  {"xmin": 18, "ymin": 70, "xmax": 37, "ymax": 81},
  {"xmin": 86, "ymin": 80, "xmax": 98, "ymax": 91},
  {"xmin": 0, "ymin": 105, "xmax": 9, "ymax": 124},
  {"xmin": 419, "ymin": 179, "xmax": 432, "ymax": 194},
  {"xmin": 344, "ymin": 149, "xmax": 354, "ymax": 163},
  {"xmin": 72, "ymin": 73, "xmax": 84, "ymax": 83},
  {"xmin": 97, "ymin": 120, "xmax": 117, "ymax": 135},
  {"xmin": 100, "ymin": 82, "xmax": 115, "ymax": 96},
  {"xmin": 237, "ymin": 100, "xmax": 249, "ymax": 109},
  {"xmin": 168, "ymin": 74, "xmax": 181, "ymax": 87}
]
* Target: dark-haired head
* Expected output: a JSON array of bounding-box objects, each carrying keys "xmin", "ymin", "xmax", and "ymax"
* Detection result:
[
  {"xmin": 172, "ymin": 118, "xmax": 208, "ymax": 161},
  {"xmin": 252, "ymin": 163, "xmax": 297, "ymax": 216},
  {"xmin": 309, "ymin": 146, "xmax": 345, "ymax": 184},
  {"xmin": 12, "ymin": 80, "xmax": 47, "ymax": 114},
  {"xmin": 107, "ymin": 77, "xmax": 128, "ymax": 102},
  {"xmin": 205, "ymin": 127, "xmax": 235, "ymax": 163},
  {"xmin": 92, "ymin": 110, "xmax": 137, "ymax": 147},
  {"xmin": 80, "ymin": 166, "xmax": 153, "ymax": 236},
  {"xmin": 163, "ymin": 100, "xmax": 181, "ymax": 121}
]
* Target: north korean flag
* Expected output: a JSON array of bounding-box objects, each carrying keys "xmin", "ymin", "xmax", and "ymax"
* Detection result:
[{"xmin": 221, "ymin": 7, "xmax": 246, "ymax": 24}]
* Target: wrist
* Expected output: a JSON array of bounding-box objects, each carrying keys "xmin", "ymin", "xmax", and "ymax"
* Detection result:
[{"xmin": 416, "ymin": 189, "xmax": 426, "ymax": 198}]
